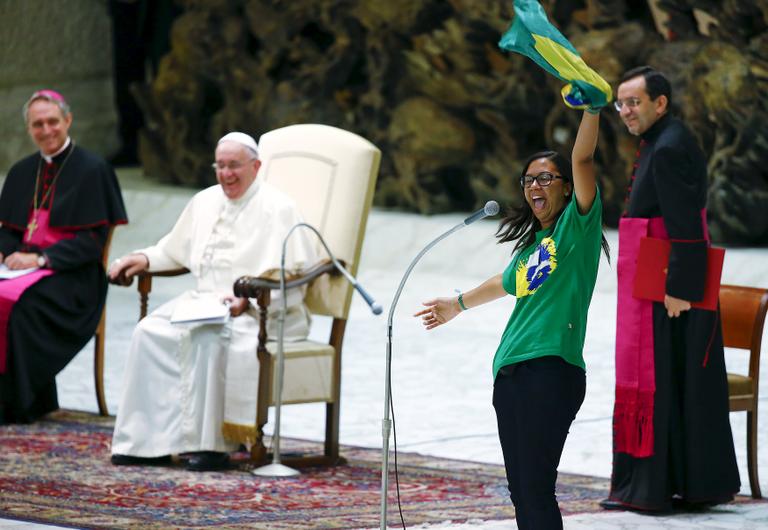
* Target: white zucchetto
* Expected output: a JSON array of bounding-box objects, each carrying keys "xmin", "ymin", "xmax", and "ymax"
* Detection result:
[{"xmin": 217, "ymin": 132, "xmax": 259, "ymax": 159}]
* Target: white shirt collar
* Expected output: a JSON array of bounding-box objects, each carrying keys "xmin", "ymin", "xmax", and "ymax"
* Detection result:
[{"xmin": 41, "ymin": 137, "xmax": 71, "ymax": 163}]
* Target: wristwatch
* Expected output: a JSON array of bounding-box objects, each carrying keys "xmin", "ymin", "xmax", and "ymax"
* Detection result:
[{"xmin": 37, "ymin": 254, "xmax": 47, "ymax": 268}]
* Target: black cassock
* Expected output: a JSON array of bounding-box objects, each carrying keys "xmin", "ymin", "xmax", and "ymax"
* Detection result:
[
  {"xmin": 608, "ymin": 114, "xmax": 740, "ymax": 509},
  {"xmin": 0, "ymin": 142, "xmax": 127, "ymax": 423}
]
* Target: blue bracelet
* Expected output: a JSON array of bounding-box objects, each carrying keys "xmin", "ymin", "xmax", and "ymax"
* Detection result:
[{"xmin": 457, "ymin": 293, "xmax": 467, "ymax": 311}]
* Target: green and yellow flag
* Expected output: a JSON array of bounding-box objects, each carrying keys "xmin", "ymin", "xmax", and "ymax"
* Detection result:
[{"xmin": 499, "ymin": 0, "xmax": 612, "ymax": 111}]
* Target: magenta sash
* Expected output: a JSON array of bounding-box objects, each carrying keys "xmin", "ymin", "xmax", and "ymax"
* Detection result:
[
  {"xmin": 0, "ymin": 209, "xmax": 74, "ymax": 373},
  {"xmin": 614, "ymin": 217, "xmax": 664, "ymax": 457},
  {"xmin": 614, "ymin": 211, "xmax": 709, "ymax": 457}
]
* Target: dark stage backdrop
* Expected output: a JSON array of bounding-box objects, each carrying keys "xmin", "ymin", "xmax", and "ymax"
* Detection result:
[{"xmin": 131, "ymin": 0, "xmax": 768, "ymax": 245}]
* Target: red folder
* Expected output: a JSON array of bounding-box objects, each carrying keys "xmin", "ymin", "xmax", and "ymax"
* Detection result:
[{"xmin": 632, "ymin": 237, "xmax": 725, "ymax": 311}]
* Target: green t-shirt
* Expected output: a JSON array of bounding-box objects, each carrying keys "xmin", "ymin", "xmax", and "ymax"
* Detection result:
[{"xmin": 492, "ymin": 188, "xmax": 603, "ymax": 378}]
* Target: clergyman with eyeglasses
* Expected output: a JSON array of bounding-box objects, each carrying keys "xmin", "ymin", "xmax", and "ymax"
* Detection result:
[
  {"xmin": 601, "ymin": 66, "xmax": 740, "ymax": 513},
  {"xmin": 107, "ymin": 132, "xmax": 318, "ymax": 472}
]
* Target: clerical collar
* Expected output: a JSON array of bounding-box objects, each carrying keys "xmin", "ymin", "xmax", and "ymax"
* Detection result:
[
  {"xmin": 640, "ymin": 113, "xmax": 671, "ymax": 143},
  {"xmin": 41, "ymin": 137, "xmax": 72, "ymax": 163}
]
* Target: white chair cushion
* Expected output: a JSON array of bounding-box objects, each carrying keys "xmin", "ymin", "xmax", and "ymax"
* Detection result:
[{"xmin": 264, "ymin": 340, "xmax": 336, "ymax": 404}]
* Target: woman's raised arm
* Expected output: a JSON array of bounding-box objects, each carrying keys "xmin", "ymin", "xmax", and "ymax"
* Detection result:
[{"xmin": 571, "ymin": 111, "xmax": 600, "ymax": 214}]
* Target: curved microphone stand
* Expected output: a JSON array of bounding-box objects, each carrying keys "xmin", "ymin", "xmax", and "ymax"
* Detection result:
[
  {"xmin": 252, "ymin": 222, "xmax": 381, "ymax": 478},
  {"xmin": 379, "ymin": 201, "xmax": 499, "ymax": 528}
]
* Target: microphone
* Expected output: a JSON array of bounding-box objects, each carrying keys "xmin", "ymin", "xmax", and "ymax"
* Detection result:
[
  {"xmin": 287, "ymin": 223, "xmax": 383, "ymax": 316},
  {"xmin": 351, "ymin": 279, "xmax": 383, "ymax": 315},
  {"xmin": 463, "ymin": 200, "xmax": 500, "ymax": 225},
  {"xmin": 234, "ymin": 223, "xmax": 382, "ymax": 316},
  {"xmin": 308, "ymin": 230, "xmax": 382, "ymax": 315}
]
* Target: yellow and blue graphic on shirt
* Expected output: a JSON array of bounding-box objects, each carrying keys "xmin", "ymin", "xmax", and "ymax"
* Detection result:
[{"xmin": 516, "ymin": 237, "xmax": 558, "ymax": 297}]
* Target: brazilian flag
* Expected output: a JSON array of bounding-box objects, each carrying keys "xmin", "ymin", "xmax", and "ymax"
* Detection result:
[{"xmin": 499, "ymin": 0, "xmax": 612, "ymax": 110}]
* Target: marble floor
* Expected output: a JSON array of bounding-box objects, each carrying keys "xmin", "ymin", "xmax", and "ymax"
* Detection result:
[{"xmin": 2, "ymin": 170, "xmax": 767, "ymax": 529}]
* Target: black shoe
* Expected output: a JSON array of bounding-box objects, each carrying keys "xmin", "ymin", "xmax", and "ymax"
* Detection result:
[
  {"xmin": 599, "ymin": 498, "xmax": 627, "ymax": 511},
  {"xmin": 185, "ymin": 451, "xmax": 230, "ymax": 472},
  {"xmin": 111, "ymin": 453, "xmax": 171, "ymax": 466},
  {"xmin": 599, "ymin": 498, "xmax": 672, "ymax": 515}
]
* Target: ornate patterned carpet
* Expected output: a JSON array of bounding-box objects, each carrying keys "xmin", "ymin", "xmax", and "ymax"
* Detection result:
[{"xmin": 0, "ymin": 409, "xmax": 698, "ymax": 529}]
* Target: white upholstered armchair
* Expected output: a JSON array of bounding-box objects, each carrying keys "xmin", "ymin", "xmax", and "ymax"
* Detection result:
[{"xmin": 232, "ymin": 124, "xmax": 380, "ymax": 466}]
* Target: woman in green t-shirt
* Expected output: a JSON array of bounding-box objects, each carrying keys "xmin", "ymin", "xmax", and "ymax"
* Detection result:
[{"xmin": 416, "ymin": 110, "xmax": 609, "ymax": 530}]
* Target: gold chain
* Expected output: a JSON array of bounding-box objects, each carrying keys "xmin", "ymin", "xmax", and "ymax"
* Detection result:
[
  {"xmin": 26, "ymin": 144, "xmax": 76, "ymax": 241},
  {"xmin": 32, "ymin": 143, "xmax": 76, "ymax": 211}
]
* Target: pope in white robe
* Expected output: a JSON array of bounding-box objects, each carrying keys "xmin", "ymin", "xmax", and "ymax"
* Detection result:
[{"xmin": 108, "ymin": 132, "xmax": 317, "ymax": 470}]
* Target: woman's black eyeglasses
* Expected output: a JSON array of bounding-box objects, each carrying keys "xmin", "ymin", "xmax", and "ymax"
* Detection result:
[{"xmin": 520, "ymin": 172, "xmax": 564, "ymax": 188}]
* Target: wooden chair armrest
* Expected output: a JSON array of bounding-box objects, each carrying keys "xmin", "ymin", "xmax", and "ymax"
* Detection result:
[
  {"xmin": 108, "ymin": 268, "xmax": 190, "ymax": 320},
  {"xmin": 139, "ymin": 268, "xmax": 191, "ymax": 319},
  {"xmin": 233, "ymin": 259, "xmax": 341, "ymax": 298},
  {"xmin": 233, "ymin": 259, "xmax": 342, "ymax": 350},
  {"xmin": 109, "ymin": 267, "xmax": 190, "ymax": 287},
  {"xmin": 141, "ymin": 268, "xmax": 191, "ymax": 278}
]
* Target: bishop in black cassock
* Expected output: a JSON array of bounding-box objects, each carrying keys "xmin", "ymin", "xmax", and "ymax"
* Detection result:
[{"xmin": 0, "ymin": 90, "xmax": 127, "ymax": 424}]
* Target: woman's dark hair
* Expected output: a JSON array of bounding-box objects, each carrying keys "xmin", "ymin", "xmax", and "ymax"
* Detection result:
[{"xmin": 495, "ymin": 150, "xmax": 611, "ymax": 263}]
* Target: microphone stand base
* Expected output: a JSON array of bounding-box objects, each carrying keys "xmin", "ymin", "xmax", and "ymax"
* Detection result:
[{"xmin": 251, "ymin": 462, "xmax": 300, "ymax": 477}]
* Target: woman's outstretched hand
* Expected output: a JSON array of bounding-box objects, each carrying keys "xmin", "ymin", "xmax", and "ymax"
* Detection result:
[{"xmin": 415, "ymin": 297, "xmax": 461, "ymax": 330}]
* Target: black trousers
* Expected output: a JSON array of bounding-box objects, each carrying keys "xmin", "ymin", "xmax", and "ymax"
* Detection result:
[{"xmin": 493, "ymin": 355, "xmax": 586, "ymax": 530}]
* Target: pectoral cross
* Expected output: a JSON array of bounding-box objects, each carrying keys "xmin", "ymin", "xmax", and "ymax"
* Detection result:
[{"xmin": 26, "ymin": 216, "xmax": 38, "ymax": 241}]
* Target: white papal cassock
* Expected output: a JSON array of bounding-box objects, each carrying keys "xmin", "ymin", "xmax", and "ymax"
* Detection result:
[{"xmin": 111, "ymin": 179, "xmax": 317, "ymax": 457}]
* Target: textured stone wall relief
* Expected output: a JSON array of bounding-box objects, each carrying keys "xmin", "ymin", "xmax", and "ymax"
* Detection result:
[{"xmin": 133, "ymin": 0, "xmax": 768, "ymax": 244}]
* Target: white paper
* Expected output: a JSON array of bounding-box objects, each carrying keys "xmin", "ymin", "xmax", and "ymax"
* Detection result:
[
  {"xmin": 170, "ymin": 293, "xmax": 231, "ymax": 325},
  {"xmin": 0, "ymin": 263, "xmax": 39, "ymax": 279}
]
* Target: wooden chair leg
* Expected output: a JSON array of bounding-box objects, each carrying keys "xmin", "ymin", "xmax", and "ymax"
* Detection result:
[
  {"xmin": 94, "ymin": 310, "xmax": 108, "ymax": 416},
  {"xmin": 138, "ymin": 275, "xmax": 153, "ymax": 320},
  {"xmin": 250, "ymin": 343, "xmax": 272, "ymax": 465},
  {"xmin": 325, "ymin": 401, "xmax": 341, "ymax": 463},
  {"xmin": 747, "ymin": 410, "xmax": 762, "ymax": 499},
  {"xmin": 249, "ymin": 426, "xmax": 268, "ymax": 465},
  {"xmin": 324, "ymin": 318, "xmax": 346, "ymax": 465}
]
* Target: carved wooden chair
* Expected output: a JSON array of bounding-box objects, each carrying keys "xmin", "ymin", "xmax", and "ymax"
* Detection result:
[
  {"xmin": 720, "ymin": 284, "xmax": 768, "ymax": 499},
  {"xmin": 93, "ymin": 225, "xmax": 115, "ymax": 416},
  {"xmin": 129, "ymin": 124, "xmax": 380, "ymax": 466},
  {"xmin": 233, "ymin": 124, "xmax": 380, "ymax": 466}
]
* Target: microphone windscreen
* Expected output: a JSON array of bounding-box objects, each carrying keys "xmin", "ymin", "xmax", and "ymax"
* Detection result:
[{"xmin": 484, "ymin": 200, "xmax": 500, "ymax": 216}]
